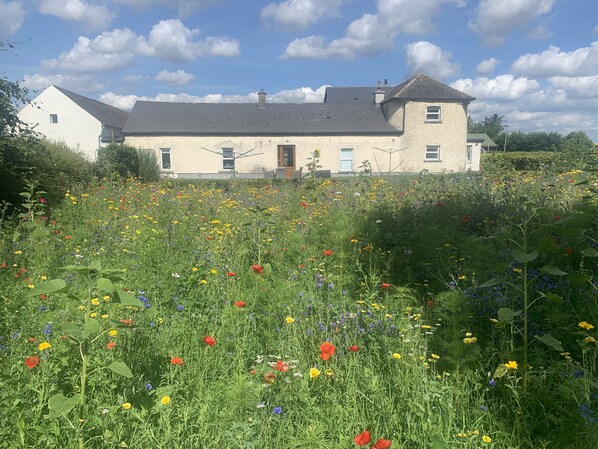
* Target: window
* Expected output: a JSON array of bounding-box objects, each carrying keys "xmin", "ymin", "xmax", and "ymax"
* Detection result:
[
  {"xmin": 222, "ymin": 148, "xmax": 235, "ymax": 170},
  {"xmin": 426, "ymin": 106, "xmax": 441, "ymax": 122},
  {"xmin": 425, "ymin": 145, "xmax": 440, "ymax": 161},
  {"xmin": 466, "ymin": 144, "xmax": 473, "ymax": 163},
  {"xmin": 340, "ymin": 148, "xmax": 353, "ymax": 172},
  {"xmin": 49, "ymin": 114, "xmax": 58, "ymax": 124},
  {"xmin": 160, "ymin": 148, "xmax": 171, "ymax": 170}
]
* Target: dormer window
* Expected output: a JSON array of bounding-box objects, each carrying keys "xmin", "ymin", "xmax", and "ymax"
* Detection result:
[
  {"xmin": 426, "ymin": 106, "xmax": 441, "ymax": 122},
  {"xmin": 50, "ymin": 114, "xmax": 58, "ymax": 124}
]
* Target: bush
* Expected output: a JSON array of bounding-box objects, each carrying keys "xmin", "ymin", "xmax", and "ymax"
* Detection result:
[
  {"xmin": 137, "ymin": 149, "xmax": 160, "ymax": 182},
  {"xmin": 481, "ymin": 151, "xmax": 562, "ymax": 174},
  {"xmin": 95, "ymin": 143, "xmax": 140, "ymax": 178}
]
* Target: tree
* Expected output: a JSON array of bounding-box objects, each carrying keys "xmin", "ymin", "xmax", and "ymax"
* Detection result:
[{"xmin": 467, "ymin": 113, "xmax": 506, "ymax": 140}]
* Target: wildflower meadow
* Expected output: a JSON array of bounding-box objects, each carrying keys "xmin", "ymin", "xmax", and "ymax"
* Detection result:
[{"xmin": 0, "ymin": 171, "xmax": 596, "ymax": 448}]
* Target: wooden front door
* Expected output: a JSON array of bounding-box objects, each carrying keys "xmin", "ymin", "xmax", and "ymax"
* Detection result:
[{"xmin": 277, "ymin": 145, "xmax": 295, "ymax": 178}]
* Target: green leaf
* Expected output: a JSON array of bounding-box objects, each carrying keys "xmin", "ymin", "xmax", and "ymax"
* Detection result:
[
  {"xmin": 479, "ymin": 278, "xmax": 504, "ymax": 288},
  {"xmin": 82, "ymin": 319, "xmax": 101, "ymax": 339},
  {"xmin": 114, "ymin": 290, "xmax": 144, "ymax": 308},
  {"xmin": 493, "ymin": 363, "xmax": 509, "ymax": 379},
  {"xmin": 543, "ymin": 292, "xmax": 564, "ymax": 303},
  {"xmin": 498, "ymin": 307, "xmax": 521, "ymax": 322},
  {"xmin": 107, "ymin": 361, "xmax": 133, "ymax": 378},
  {"xmin": 535, "ymin": 333, "xmax": 564, "ymax": 352},
  {"xmin": 96, "ymin": 277, "xmax": 115, "ymax": 293},
  {"xmin": 511, "ymin": 249, "xmax": 538, "ymax": 263},
  {"xmin": 48, "ymin": 393, "xmax": 80, "ymax": 419},
  {"xmin": 540, "ymin": 265, "xmax": 567, "ymax": 276},
  {"xmin": 581, "ymin": 248, "xmax": 598, "ymax": 258},
  {"xmin": 61, "ymin": 323, "xmax": 82, "ymax": 339},
  {"xmin": 60, "ymin": 265, "xmax": 94, "ymax": 276},
  {"xmin": 26, "ymin": 279, "xmax": 68, "ymax": 296}
]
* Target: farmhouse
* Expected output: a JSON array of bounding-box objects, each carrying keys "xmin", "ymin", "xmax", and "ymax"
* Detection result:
[
  {"xmin": 123, "ymin": 74, "xmax": 477, "ymax": 178},
  {"xmin": 18, "ymin": 85, "xmax": 129, "ymax": 161}
]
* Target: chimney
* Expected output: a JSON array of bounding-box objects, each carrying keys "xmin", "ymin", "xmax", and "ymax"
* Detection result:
[
  {"xmin": 384, "ymin": 79, "xmax": 388, "ymax": 85},
  {"xmin": 374, "ymin": 86, "xmax": 385, "ymax": 104},
  {"xmin": 258, "ymin": 89, "xmax": 266, "ymax": 108}
]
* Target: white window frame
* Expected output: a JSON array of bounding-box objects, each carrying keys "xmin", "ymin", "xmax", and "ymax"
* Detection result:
[
  {"xmin": 49, "ymin": 114, "xmax": 58, "ymax": 124},
  {"xmin": 340, "ymin": 148, "xmax": 353, "ymax": 172},
  {"xmin": 222, "ymin": 148, "xmax": 235, "ymax": 170},
  {"xmin": 426, "ymin": 105, "xmax": 441, "ymax": 122},
  {"xmin": 425, "ymin": 144, "xmax": 440, "ymax": 162},
  {"xmin": 466, "ymin": 144, "xmax": 473, "ymax": 163},
  {"xmin": 160, "ymin": 148, "xmax": 172, "ymax": 170}
]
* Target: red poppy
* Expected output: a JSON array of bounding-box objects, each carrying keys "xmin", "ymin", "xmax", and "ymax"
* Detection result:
[
  {"xmin": 24, "ymin": 356, "xmax": 40, "ymax": 369},
  {"xmin": 0, "ymin": 262, "xmax": 7, "ymax": 268},
  {"xmin": 203, "ymin": 336, "xmax": 216, "ymax": 346},
  {"xmin": 263, "ymin": 372, "xmax": 276, "ymax": 384},
  {"xmin": 170, "ymin": 357, "xmax": 184, "ymax": 365},
  {"xmin": 207, "ymin": 235, "xmax": 214, "ymax": 240},
  {"xmin": 319, "ymin": 341, "xmax": 336, "ymax": 360},
  {"xmin": 227, "ymin": 271, "xmax": 237, "ymax": 277},
  {"xmin": 234, "ymin": 301, "xmax": 246, "ymax": 308},
  {"xmin": 28, "ymin": 337, "xmax": 37, "ymax": 343},
  {"xmin": 348, "ymin": 345, "xmax": 360, "ymax": 352},
  {"xmin": 120, "ymin": 319, "xmax": 133, "ymax": 326},
  {"xmin": 39, "ymin": 294, "xmax": 48, "ymax": 300},
  {"xmin": 300, "ymin": 201, "xmax": 309, "ymax": 208},
  {"xmin": 251, "ymin": 264, "xmax": 264, "ymax": 274},
  {"xmin": 65, "ymin": 235, "xmax": 72, "ymax": 240},
  {"xmin": 461, "ymin": 215, "xmax": 471, "ymax": 224},
  {"xmin": 106, "ymin": 341, "xmax": 116, "ymax": 350},
  {"xmin": 354, "ymin": 430, "xmax": 371, "ymax": 446},
  {"xmin": 323, "ymin": 249, "xmax": 333, "ymax": 256},
  {"xmin": 273, "ymin": 360, "xmax": 289, "ymax": 372},
  {"xmin": 381, "ymin": 283, "xmax": 391, "ymax": 289},
  {"xmin": 435, "ymin": 202, "xmax": 444, "ymax": 207},
  {"xmin": 373, "ymin": 438, "xmax": 392, "ymax": 449}
]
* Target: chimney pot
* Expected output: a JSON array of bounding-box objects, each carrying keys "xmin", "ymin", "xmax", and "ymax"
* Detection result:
[{"xmin": 258, "ymin": 89, "xmax": 266, "ymax": 108}]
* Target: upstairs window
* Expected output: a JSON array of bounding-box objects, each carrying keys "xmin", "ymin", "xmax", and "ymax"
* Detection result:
[
  {"xmin": 160, "ymin": 148, "xmax": 171, "ymax": 170},
  {"xmin": 222, "ymin": 148, "xmax": 235, "ymax": 170},
  {"xmin": 426, "ymin": 106, "xmax": 441, "ymax": 122},
  {"xmin": 425, "ymin": 144, "xmax": 440, "ymax": 161},
  {"xmin": 50, "ymin": 114, "xmax": 58, "ymax": 124},
  {"xmin": 340, "ymin": 148, "xmax": 353, "ymax": 172}
]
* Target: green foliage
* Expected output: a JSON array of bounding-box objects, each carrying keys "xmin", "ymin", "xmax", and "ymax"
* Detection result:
[
  {"xmin": 95, "ymin": 143, "xmax": 140, "ymax": 178},
  {"xmin": 137, "ymin": 148, "xmax": 160, "ymax": 182},
  {"xmin": 468, "ymin": 113, "xmax": 506, "ymax": 140},
  {"xmin": 0, "ymin": 76, "xmax": 31, "ymax": 139}
]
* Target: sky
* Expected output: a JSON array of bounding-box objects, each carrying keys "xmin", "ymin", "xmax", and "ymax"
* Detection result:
[{"xmin": 1, "ymin": 0, "xmax": 598, "ymax": 141}]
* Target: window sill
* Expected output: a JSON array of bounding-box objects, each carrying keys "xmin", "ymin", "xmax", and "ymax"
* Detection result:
[
  {"xmin": 425, "ymin": 120, "xmax": 442, "ymax": 123},
  {"xmin": 424, "ymin": 159, "xmax": 442, "ymax": 163}
]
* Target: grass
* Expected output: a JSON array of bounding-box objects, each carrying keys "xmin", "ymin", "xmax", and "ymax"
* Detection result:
[{"xmin": 0, "ymin": 172, "xmax": 596, "ymax": 448}]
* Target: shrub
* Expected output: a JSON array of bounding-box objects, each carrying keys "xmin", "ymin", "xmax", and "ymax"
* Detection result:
[
  {"xmin": 95, "ymin": 143, "xmax": 140, "ymax": 178},
  {"xmin": 481, "ymin": 151, "xmax": 561, "ymax": 174},
  {"xmin": 137, "ymin": 149, "xmax": 160, "ymax": 182}
]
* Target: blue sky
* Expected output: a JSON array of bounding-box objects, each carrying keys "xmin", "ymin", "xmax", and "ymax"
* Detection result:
[{"xmin": 2, "ymin": 0, "xmax": 598, "ymax": 141}]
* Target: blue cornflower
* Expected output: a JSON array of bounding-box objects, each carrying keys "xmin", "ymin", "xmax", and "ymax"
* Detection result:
[
  {"xmin": 488, "ymin": 379, "xmax": 497, "ymax": 387},
  {"xmin": 42, "ymin": 323, "xmax": 53, "ymax": 335},
  {"xmin": 176, "ymin": 304, "xmax": 184, "ymax": 311},
  {"xmin": 273, "ymin": 406, "xmax": 282, "ymax": 415},
  {"xmin": 145, "ymin": 382, "xmax": 153, "ymax": 391},
  {"xmin": 480, "ymin": 405, "xmax": 488, "ymax": 412}
]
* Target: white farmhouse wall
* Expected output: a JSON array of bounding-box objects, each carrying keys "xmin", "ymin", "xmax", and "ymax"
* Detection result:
[
  {"xmin": 125, "ymin": 135, "xmax": 408, "ymax": 177},
  {"xmin": 18, "ymin": 86, "xmax": 102, "ymax": 161}
]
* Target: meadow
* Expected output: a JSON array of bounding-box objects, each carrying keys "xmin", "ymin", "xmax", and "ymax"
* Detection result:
[{"xmin": 0, "ymin": 171, "xmax": 596, "ymax": 449}]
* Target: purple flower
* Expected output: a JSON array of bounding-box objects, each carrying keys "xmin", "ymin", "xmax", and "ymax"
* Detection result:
[
  {"xmin": 273, "ymin": 406, "xmax": 282, "ymax": 415},
  {"xmin": 488, "ymin": 379, "xmax": 497, "ymax": 387}
]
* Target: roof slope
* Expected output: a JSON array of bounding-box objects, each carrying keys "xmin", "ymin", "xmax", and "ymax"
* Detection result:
[
  {"xmin": 54, "ymin": 86, "xmax": 129, "ymax": 128},
  {"xmin": 123, "ymin": 101, "xmax": 400, "ymax": 136},
  {"xmin": 324, "ymin": 85, "xmax": 394, "ymax": 103},
  {"xmin": 382, "ymin": 74, "xmax": 475, "ymax": 103},
  {"xmin": 467, "ymin": 133, "xmax": 497, "ymax": 147}
]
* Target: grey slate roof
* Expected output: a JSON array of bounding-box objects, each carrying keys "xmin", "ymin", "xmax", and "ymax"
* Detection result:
[
  {"xmin": 123, "ymin": 101, "xmax": 401, "ymax": 136},
  {"xmin": 54, "ymin": 86, "xmax": 129, "ymax": 129},
  {"xmin": 323, "ymin": 85, "xmax": 394, "ymax": 103},
  {"xmin": 382, "ymin": 74, "xmax": 475, "ymax": 103},
  {"xmin": 468, "ymin": 133, "xmax": 497, "ymax": 147}
]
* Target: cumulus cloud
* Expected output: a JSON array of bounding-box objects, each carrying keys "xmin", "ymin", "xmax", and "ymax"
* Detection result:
[
  {"xmin": 261, "ymin": 0, "xmax": 344, "ymax": 30},
  {"xmin": 42, "ymin": 20, "xmax": 240, "ymax": 73},
  {"xmin": 511, "ymin": 42, "xmax": 598, "ymax": 78},
  {"xmin": 100, "ymin": 85, "xmax": 327, "ymax": 111},
  {"xmin": 155, "ymin": 69, "xmax": 195, "ymax": 86},
  {"xmin": 0, "ymin": 1, "xmax": 26, "ymax": 36},
  {"xmin": 282, "ymin": 0, "xmax": 466, "ymax": 59},
  {"xmin": 405, "ymin": 41, "xmax": 460, "ymax": 79},
  {"xmin": 21, "ymin": 73, "xmax": 104, "ymax": 92},
  {"xmin": 476, "ymin": 57, "xmax": 500, "ymax": 75},
  {"xmin": 469, "ymin": 0, "xmax": 554, "ymax": 46},
  {"xmin": 37, "ymin": 0, "xmax": 114, "ymax": 31},
  {"xmin": 451, "ymin": 75, "xmax": 539, "ymax": 101},
  {"xmin": 548, "ymin": 76, "xmax": 598, "ymax": 99}
]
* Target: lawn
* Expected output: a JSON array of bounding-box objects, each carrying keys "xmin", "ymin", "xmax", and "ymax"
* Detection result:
[{"xmin": 0, "ymin": 172, "xmax": 596, "ymax": 448}]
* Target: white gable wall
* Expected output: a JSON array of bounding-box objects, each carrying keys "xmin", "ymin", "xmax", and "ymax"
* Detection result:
[{"xmin": 18, "ymin": 86, "xmax": 103, "ymax": 161}]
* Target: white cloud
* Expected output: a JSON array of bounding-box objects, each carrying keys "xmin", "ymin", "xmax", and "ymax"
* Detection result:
[
  {"xmin": 37, "ymin": 0, "xmax": 114, "ymax": 31},
  {"xmin": 451, "ymin": 75, "xmax": 539, "ymax": 101},
  {"xmin": 100, "ymin": 85, "xmax": 328, "ymax": 111},
  {"xmin": 405, "ymin": 41, "xmax": 460, "ymax": 79},
  {"xmin": 114, "ymin": 0, "xmax": 217, "ymax": 17},
  {"xmin": 0, "ymin": 1, "xmax": 26, "ymax": 36},
  {"xmin": 548, "ymin": 76, "xmax": 598, "ymax": 99},
  {"xmin": 261, "ymin": 0, "xmax": 344, "ymax": 30},
  {"xmin": 476, "ymin": 57, "xmax": 500, "ymax": 75},
  {"xmin": 511, "ymin": 42, "xmax": 598, "ymax": 78},
  {"xmin": 122, "ymin": 74, "xmax": 148, "ymax": 84},
  {"xmin": 21, "ymin": 73, "xmax": 104, "ymax": 92},
  {"xmin": 155, "ymin": 69, "xmax": 195, "ymax": 86},
  {"xmin": 282, "ymin": 0, "xmax": 466, "ymax": 59},
  {"xmin": 526, "ymin": 25, "xmax": 552, "ymax": 40},
  {"xmin": 42, "ymin": 20, "xmax": 240, "ymax": 73},
  {"xmin": 469, "ymin": 0, "xmax": 554, "ymax": 46}
]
